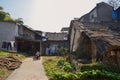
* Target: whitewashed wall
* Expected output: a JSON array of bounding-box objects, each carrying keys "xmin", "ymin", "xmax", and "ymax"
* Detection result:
[
  {"xmin": 70, "ymin": 26, "xmax": 75, "ymax": 52},
  {"xmin": 72, "ymin": 30, "xmax": 81, "ymax": 52},
  {"xmin": 0, "ymin": 22, "xmax": 18, "ymax": 49}
]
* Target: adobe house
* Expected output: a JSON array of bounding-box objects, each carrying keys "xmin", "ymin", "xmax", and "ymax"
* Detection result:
[
  {"xmin": 69, "ymin": 2, "xmax": 120, "ymax": 69},
  {"xmin": 0, "ymin": 21, "xmax": 42, "ymax": 55},
  {"xmin": 69, "ymin": 19, "xmax": 120, "ymax": 69},
  {"xmin": 69, "ymin": 2, "xmax": 119, "ymax": 58},
  {"xmin": 15, "ymin": 24, "xmax": 42, "ymax": 55},
  {"xmin": 79, "ymin": 2, "xmax": 113, "ymax": 23},
  {"xmin": 42, "ymin": 32, "xmax": 69, "ymax": 55}
]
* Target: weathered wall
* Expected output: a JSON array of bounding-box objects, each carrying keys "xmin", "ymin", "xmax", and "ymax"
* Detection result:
[
  {"xmin": 103, "ymin": 49, "xmax": 120, "ymax": 70},
  {"xmin": 69, "ymin": 21, "xmax": 83, "ymax": 53},
  {"xmin": 18, "ymin": 25, "xmax": 35, "ymax": 40},
  {"xmin": 0, "ymin": 22, "xmax": 18, "ymax": 48},
  {"xmin": 23, "ymin": 27, "xmax": 35, "ymax": 39},
  {"xmin": 70, "ymin": 26, "xmax": 75, "ymax": 52},
  {"xmin": 73, "ymin": 31, "xmax": 111, "ymax": 61},
  {"xmin": 69, "ymin": 21, "xmax": 119, "ymax": 62},
  {"xmin": 75, "ymin": 32, "xmax": 94, "ymax": 60},
  {"xmin": 79, "ymin": 2, "xmax": 113, "ymax": 23},
  {"xmin": 89, "ymin": 8, "xmax": 97, "ymax": 23},
  {"xmin": 97, "ymin": 3, "xmax": 113, "ymax": 22},
  {"xmin": 18, "ymin": 25, "xmax": 23, "ymax": 35},
  {"xmin": 72, "ymin": 29, "xmax": 81, "ymax": 52}
]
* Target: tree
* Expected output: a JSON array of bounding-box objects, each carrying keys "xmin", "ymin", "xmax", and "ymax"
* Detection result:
[
  {"xmin": 0, "ymin": 6, "xmax": 15, "ymax": 22},
  {"xmin": 108, "ymin": 0, "xmax": 120, "ymax": 9},
  {"xmin": 0, "ymin": 12, "xmax": 6, "ymax": 21},
  {"xmin": 0, "ymin": 6, "xmax": 3, "ymax": 11},
  {"xmin": 5, "ymin": 12, "xmax": 10, "ymax": 16},
  {"xmin": 16, "ymin": 18, "xmax": 24, "ymax": 25}
]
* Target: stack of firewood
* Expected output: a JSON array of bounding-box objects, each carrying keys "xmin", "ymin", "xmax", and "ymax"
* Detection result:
[{"xmin": 0, "ymin": 57, "xmax": 22, "ymax": 70}]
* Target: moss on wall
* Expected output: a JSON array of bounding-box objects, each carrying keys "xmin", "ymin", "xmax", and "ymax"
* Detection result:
[{"xmin": 75, "ymin": 32, "xmax": 93, "ymax": 60}]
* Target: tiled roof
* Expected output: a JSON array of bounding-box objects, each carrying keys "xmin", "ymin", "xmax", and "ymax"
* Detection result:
[
  {"xmin": 61, "ymin": 27, "xmax": 69, "ymax": 32},
  {"xmin": 46, "ymin": 32, "xmax": 68, "ymax": 41}
]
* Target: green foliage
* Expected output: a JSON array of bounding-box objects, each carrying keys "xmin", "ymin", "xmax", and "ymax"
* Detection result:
[
  {"xmin": 0, "ymin": 51, "xmax": 27, "ymax": 60},
  {"xmin": 57, "ymin": 59, "xmax": 74, "ymax": 72},
  {"xmin": 0, "ymin": 51, "xmax": 27, "ymax": 80},
  {"xmin": 51, "ymin": 70, "xmax": 120, "ymax": 80},
  {"xmin": 78, "ymin": 70, "xmax": 120, "ymax": 80},
  {"xmin": 0, "ymin": 51, "xmax": 10, "ymax": 58},
  {"xmin": 50, "ymin": 72, "xmax": 64, "ymax": 80},
  {"xmin": 58, "ymin": 47, "xmax": 68, "ymax": 56},
  {"xmin": 43, "ymin": 56, "xmax": 65, "ymax": 79},
  {"xmin": 4, "ymin": 15, "xmax": 15, "ymax": 22},
  {"xmin": 0, "ymin": 68, "xmax": 13, "ymax": 80},
  {"xmin": 81, "ymin": 62, "xmax": 118, "ymax": 73},
  {"xmin": 63, "ymin": 62, "xmax": 72, "ymax": 72},
  {"xmin": 43, "ymin": 57, "xmax": 120, "ymax": 80},
  {"xmin": 0, "ymin": 70, "xmax": 5, "ymax": 75},
  {"xmin": 0, "ymin": 11, "xmax": 15, "ymax": 22},
  {"xmin": 0, "ymin": 11, "xmax": 6, "ymax": 21},
  {"xmin": 57, "ymin": 59, "xmax": 64, "ymax": 67},
  {"xmin": 0, "ymin": 6, "xmax": 15, "ymax": 22},
  {"xmin": 50, "ymin": 72, "xmax": 78, "ymax": 80}
]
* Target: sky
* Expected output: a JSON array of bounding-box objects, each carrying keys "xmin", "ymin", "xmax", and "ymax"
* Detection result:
[{"xmin": 0, "ymin": 0, "xmax": 105, "ymax": 32}]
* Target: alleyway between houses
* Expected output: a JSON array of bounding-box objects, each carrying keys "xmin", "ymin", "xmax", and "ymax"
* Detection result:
[{"xmin": 6, "ymin": 57, "xmax": 48, "ymax": 80}]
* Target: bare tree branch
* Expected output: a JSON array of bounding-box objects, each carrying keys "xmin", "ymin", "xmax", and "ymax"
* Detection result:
[{"xmin": 108, "ymin": 0, "xmax": 120, "ymax": 9}]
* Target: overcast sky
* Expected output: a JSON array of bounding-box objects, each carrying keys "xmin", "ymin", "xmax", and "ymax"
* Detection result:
[{"xmin": 0, "ymin": 0, "xmax": 105, "ymax": 32}]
